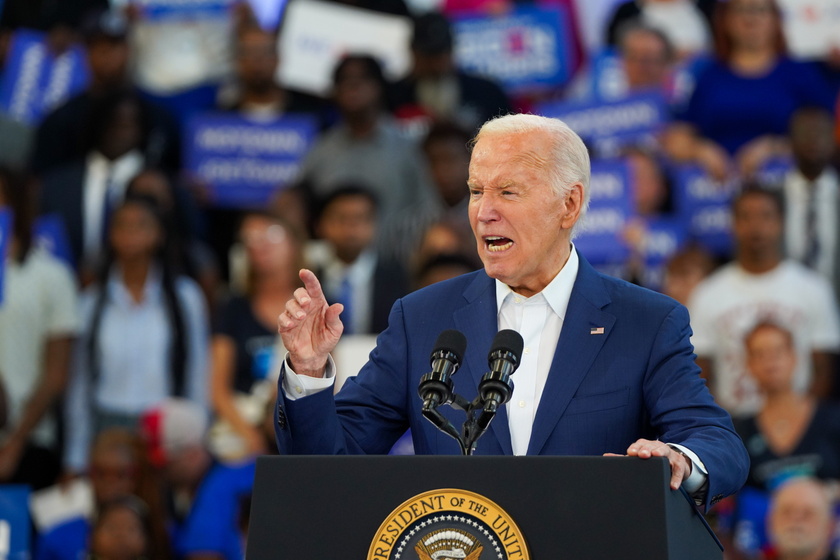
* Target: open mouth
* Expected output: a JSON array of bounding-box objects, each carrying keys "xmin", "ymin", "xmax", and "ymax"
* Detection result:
[{"xmin": 484, "ymin": 236, "xmax": 513, "ymax": 252}]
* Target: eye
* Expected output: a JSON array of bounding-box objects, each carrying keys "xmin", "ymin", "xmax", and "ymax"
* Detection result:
[{"xmin": 469, "ymin": 188, "xmax": 482, "ymax": 198}]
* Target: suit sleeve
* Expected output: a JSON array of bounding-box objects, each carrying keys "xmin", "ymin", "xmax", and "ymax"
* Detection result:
[{"xmin": 643, "ymin": 304, "xmax": 749, "ymax": 510}]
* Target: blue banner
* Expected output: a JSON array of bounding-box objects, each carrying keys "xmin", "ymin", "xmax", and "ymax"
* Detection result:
[
  {"xmin": 33, "ymin": 214, "xmax": 74, "ymax": 268},
  {"xmin": 452, "ymin": 5, "xmax": 573, "ymax": 94},
  {"xmin": 0, "ymin": 485, "xmax": 31, "ymax": 560},
  {"xmin": 0, "ymin": 29, "xmax": 90, "ymax": 125},
  {"xmin": 673, "ymin": 167, "xmax": 736, "ymax": 257},
  {"xmin": 574, "ymin": 161, "xmax": 633, "ymax": 265},
  {"xmin": 0, "ymin": 210, "xmax": 10, "ymax": 306},
  {"xmin": 130, "ymin": 0, "xmax": 234, "ymax": 20},
  {"xmin": 185, "ymin": 113, "xmax": 317, "ymax": 208},
  {"xmin": 535, "ymin": 93, "xmax": 667, "ymax": 157}
]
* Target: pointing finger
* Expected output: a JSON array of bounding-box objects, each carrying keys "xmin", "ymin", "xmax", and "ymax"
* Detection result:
[{"xmin": 299, "ymin": 269, "xmax": 326, "ymax": 303}]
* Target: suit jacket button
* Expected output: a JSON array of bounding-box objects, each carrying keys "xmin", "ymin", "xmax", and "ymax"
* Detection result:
[{"xmin": 277, "ymin": 405, "xmax": 287, "ymax": 429}]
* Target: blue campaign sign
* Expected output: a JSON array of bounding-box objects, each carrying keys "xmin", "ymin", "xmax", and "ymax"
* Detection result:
[
  {"xmin": 33, "ymin": 214, "xmax": 74, "ymax": 268},
  {"xmin": 452, "ymin": 5, "xmax": 573, "ymax": 94},
  {"xmin": 0, "ymin": 485, "xmax": 31, "ymax": 560},
  {"xmin": 535, "ymin": 93, "xmax": 667, "ymax": 156},
  {"xmin": 574, "ymin": 161, "xmax": 633, "ymax": 265},
  {"xmin": 185, "ymin": 113, "xmax": 317, "ymax": 208},
  {"xmin": 0, "ymin": 29, "xmax": 90, "ymax": 125},
  {"xmin": 635, "ymin": 217, "xmax": 688, "ymax": 291},
  {"xmin": 0, "ymin": 209, "xmax": 10, "ymax": 305},
  {"xmin": 131, "ymin": 0, "xmax": 234, "ymax": 19},
  {"xmin": 673, "ymin": 167, "xmax": 736, "ymax": 257}
]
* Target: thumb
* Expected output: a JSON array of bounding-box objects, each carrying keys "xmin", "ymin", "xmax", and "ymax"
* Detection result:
[{"xmin": 325, "ymin": 303, "xmax": 345, "ymax": 334}]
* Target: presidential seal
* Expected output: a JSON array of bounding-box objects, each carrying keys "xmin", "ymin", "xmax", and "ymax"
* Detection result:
[{"xmin": 367, "ymin": 489, "xmax": 530, "ymax": 560}]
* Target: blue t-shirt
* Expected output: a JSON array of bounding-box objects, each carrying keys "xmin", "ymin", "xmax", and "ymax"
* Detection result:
[
  {"xmin": 35, "ymin": 517, "xmax": 89, "ymax": 560},
  {"xmin": 175, "ymin": 460, "xmax": 256, "ymax": 560},
  {"xmin": 678, "ymin": 57, "xmax": 835, "ymax": 155}
]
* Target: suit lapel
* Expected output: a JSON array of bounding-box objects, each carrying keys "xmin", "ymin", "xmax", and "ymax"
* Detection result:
[
  {"xmin": 453, "ymin": 272, "xmax": 513, "ymax": 455},
  {"xmin": 527, "ymin": 256, "xmax": 616, "ymax": 455}
]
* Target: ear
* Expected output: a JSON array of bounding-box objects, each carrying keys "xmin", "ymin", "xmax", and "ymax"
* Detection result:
[{"xmin": 559, "ymin": 182, "xmax": 584, "ymax": 230}]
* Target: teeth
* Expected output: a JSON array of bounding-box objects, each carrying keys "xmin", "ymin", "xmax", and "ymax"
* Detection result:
[{"xmin": 485, "ymin": 237, "xmax": 514, "ymax": 252}]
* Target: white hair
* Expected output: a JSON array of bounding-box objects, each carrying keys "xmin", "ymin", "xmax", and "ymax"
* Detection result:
[{"xmin": 473, "ymin": 114, "xmax": 591, "ymax": 236}]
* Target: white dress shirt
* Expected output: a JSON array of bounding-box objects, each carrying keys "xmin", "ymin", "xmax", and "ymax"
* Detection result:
[
  {"xmin": 82, "ymin": 150, "xmax": 145, "ymax": 268},
  {"xmin": 784, "ymin": 168, "xmax": 839, "ymax": 281}
]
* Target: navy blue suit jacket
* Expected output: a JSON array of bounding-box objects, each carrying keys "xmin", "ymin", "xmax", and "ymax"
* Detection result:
[{"xmin": 275, "ymin": 252, "xmax": 748, "ymax": 509}]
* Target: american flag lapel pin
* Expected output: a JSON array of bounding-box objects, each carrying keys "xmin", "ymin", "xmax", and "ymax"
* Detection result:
[{"xmin": 590, "ymin": 327, "xmax": 605, "ymax": 335}]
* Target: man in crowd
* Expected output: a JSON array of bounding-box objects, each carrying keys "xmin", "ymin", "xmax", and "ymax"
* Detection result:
[
  {"xmin": 767, "ymin": 477, "xmax": 839, "ymax": 560},
  {"xmin": 689, "ymin": 187, "xmax": 840, "ymax": 415},
  {"xmin": 273, "ymin": 113, "xmax": 748, "ymax": 510}
]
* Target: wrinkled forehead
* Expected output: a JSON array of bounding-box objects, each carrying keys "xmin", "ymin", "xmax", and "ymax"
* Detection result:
[{"xmin": 469, "ymin": 131, "xmax": 552, "ymax": 176}]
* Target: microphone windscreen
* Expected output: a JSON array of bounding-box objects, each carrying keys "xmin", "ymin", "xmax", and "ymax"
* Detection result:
[
  {"xmin": 489, "ymin": 329, "xmax": 524, "ymax": 361},
  {"xmin": 433, "ymin": 329, "xmax": 467, "ymax": 363}
]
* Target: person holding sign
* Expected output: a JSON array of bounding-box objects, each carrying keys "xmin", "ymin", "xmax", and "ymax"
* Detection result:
[{"xmin": 273, "ymin": 113, "xmax": 748, "ymax": 511}]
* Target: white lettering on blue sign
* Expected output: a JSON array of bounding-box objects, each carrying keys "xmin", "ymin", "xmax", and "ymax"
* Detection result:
[
  {"xmin": 693, "ymin": 206, "xmax": 731, "ymax": 232},
  {"xmin": 42, "ymin": 51, "xmax": 75, "ymax": 110},
  {"xmin": 589, "ymin": 172, "xmax": 623, "ymax": 200},
  {"xmin": 582, "ymin": 208, "xmax": 625, "ymax": 234},
  {"xmin": 560, "ymin": 101, "xmax": 658, "ymax": 138},
  {"xmin": 9, "ymin": 43, "xmax": 44, "ymax": 121},
  {"xmin": 198, "ymin": 158, "xmax": 300, "ymax": 183},
  {"xmin": 197, "ymin": 127, "xmax": 307, "ymax": 155},
  {"xmin": 644, "ymin": 230, "xmax": 678, "ymax": 258}
]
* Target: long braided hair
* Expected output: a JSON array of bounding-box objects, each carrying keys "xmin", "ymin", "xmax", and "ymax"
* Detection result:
[{"xmin": 86, "ymin": 194, "xmax": 188, "ymax": 398}]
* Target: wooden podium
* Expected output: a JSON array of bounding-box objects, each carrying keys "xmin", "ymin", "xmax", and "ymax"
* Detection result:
[{"xmin": 247, "ymin": 455, "xmax": 722, "ymax": 559}]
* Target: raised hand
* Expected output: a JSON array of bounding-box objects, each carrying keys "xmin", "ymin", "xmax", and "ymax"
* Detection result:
[{"xmin": 277, "ymin": 269, "xmax": 344, "ymax": 377}]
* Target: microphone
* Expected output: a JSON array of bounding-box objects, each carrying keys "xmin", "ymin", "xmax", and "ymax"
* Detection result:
[
  {"xmin": 478, "ymin": 329, "xmax": 523, "ymax": 414},
  {"xmin": 417, "ymin": 329, "xmax": 467, "ymax": 411}
]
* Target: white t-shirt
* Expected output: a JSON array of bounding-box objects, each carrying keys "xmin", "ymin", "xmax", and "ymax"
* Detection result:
[
  {"xmin": 0, "ymin": 249, "xmax": 80, "ymax": 446},
  {"xmin": 688, "ymin": 260, "xmax": 840, "ymax": 415}
]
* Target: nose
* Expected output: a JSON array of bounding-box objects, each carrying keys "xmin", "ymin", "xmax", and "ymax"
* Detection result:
[{"xmin": 473, "ymin": 194, "xmax": 500, "ymax": 223}]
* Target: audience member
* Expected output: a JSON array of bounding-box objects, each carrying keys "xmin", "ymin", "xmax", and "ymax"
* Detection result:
[
  {"xmin": 295, "ymin": 54, "xmax": 435, "ymax": 233},
  {"xmin": 36, "ymin": 428, "xmax": 169, "ymax": 560},
  {"xmin": 390, "ymin": 12, "xmax": 513, "ymax": 131},
  {"xmin": 767, "ymin": 478, "xmax": 839, "ymax": 560},
  {"xmin": 781, "ymin": 107, "xmax": 840, "ymax": 301},
  {"xmin": 209, "ymin": 213, "xmax": 302, "ymax": 462},
  {"xmin": 414, "ymin": 252, "xmax": 479, "ymax": 290},
  {"xmin": 618, "ymin": 22, "xmax": 677, "ymax": 96},
  {"xmin": 140, "ymin": 399, "xmax": 254, "ymax": 560},
  {"xmin": 208, "ymin": 24, "xmax": 324, "ymax": 282},
  {"xmin": 661, "ymin": 243, "xmax": 716, "ymax": 306},
  {"xmin": 125, "ymin": 169, "xmax": 219, "ymax": 311},
  {"xmin": 30, "ymin": 9, "xmax": 179, "ymax": 176},
  {"xmin": 688, "ymin": 187, "xmax": 840, "ymax": 415},
  {"xmin": 64, "ymin": 195, "xmax": 209, "ymax": 474},
  {"xmin": 39, "ymin": 90, "xmax": 171, "ymax": 282},
  {"xmin": 87, "ymin": 496, "xmax": 158, "ymax": 560},
  {"xmin": 667, "ymin": 0, "xmax": 835, "ymax": 177},
  {"xmin": 0, "ymin": 166, "xmax": 79, "ymax": 490},
  {"xmin": 605, "ymin": 0, "xmax": 714, "ymax": 60},
  {"xmin": 385, "ymin": 121, "xmax": 474, "ymax": 265},
  {"xmin": 309, "ymin": 186, "xmax": 410, "ymax": 335}
]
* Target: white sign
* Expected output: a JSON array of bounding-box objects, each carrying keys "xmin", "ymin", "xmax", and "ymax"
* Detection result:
[
  {"xmin": 277, "ymin": 0, "xmax": 412, "ymax": 96},
  {"xmin": 778, "ymin": 0, "xmax": 840, "ymax": 58}
]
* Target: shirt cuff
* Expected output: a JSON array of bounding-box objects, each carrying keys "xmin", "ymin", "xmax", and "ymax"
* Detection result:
[
  {"xmin": 281, "ymin": 353, "xmax": 336, "ymax": 401},
  {"xmin": 668, "ymin": 443, "xmax": 708, "ymax": 494}
]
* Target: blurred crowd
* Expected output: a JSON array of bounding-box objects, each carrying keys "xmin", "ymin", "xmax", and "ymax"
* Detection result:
[{"xmin": 0, "ymin": 0, "xmax": 838, "ymax": 558}]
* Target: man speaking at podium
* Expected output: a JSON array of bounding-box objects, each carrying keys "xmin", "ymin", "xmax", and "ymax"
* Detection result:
[{"xmin": 273, "ymin": 114, "xmax": 749, "ymax": 510}]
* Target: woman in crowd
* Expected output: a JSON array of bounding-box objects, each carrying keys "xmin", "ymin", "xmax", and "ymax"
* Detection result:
[
  {"xmin": 64, "ymin": 194, "xmax": 209, "ymax": 474},
  {"xmin": 87, "ymin": 496, "xmax": 156, "ymax": 560},
  {"xmin": 666, "ymin": 0, "xmax": 835, "ymax": 178},
  {"xmin": 208, "ymin": 212, "xmax": 303, "ymax": 461},
  {"xmin": 727, "ymin": 321, "xmax": 840, "ymax": 558}
]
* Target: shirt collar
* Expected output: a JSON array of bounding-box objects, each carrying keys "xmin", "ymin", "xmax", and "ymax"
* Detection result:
[
  {"xmin": 494, "ymin": 244, "xmax": 579, "ymax": 320},
  {"xmin": 107, "ymin": 264, "xmax": 163, "ymax": 306}
]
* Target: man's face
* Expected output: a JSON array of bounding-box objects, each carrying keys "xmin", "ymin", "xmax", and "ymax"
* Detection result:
[
  {"xmin": 733, "ymin": 193, "xmax": 783, "ymax": 260},
  {"xmin": 236, "ymin": 29, "xmax": 278, "ymax": 91},
  {"xmin": 468, "ymin": 131, "xmax": 581, "ymax": 297},
  {"xmin": 769, "ymin": 482, "xmax": 833, "ymax": 558},
  {"xmin": 425, "ymin": 136, "xmax": 470, "ymax": 207},
  {"xmin": 621, "ymin": 31, "xmax": 669, "ymax": 91},
  {"xmin": 318, "ymin": 195, "xmax": 377, "ymax": 264}
]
